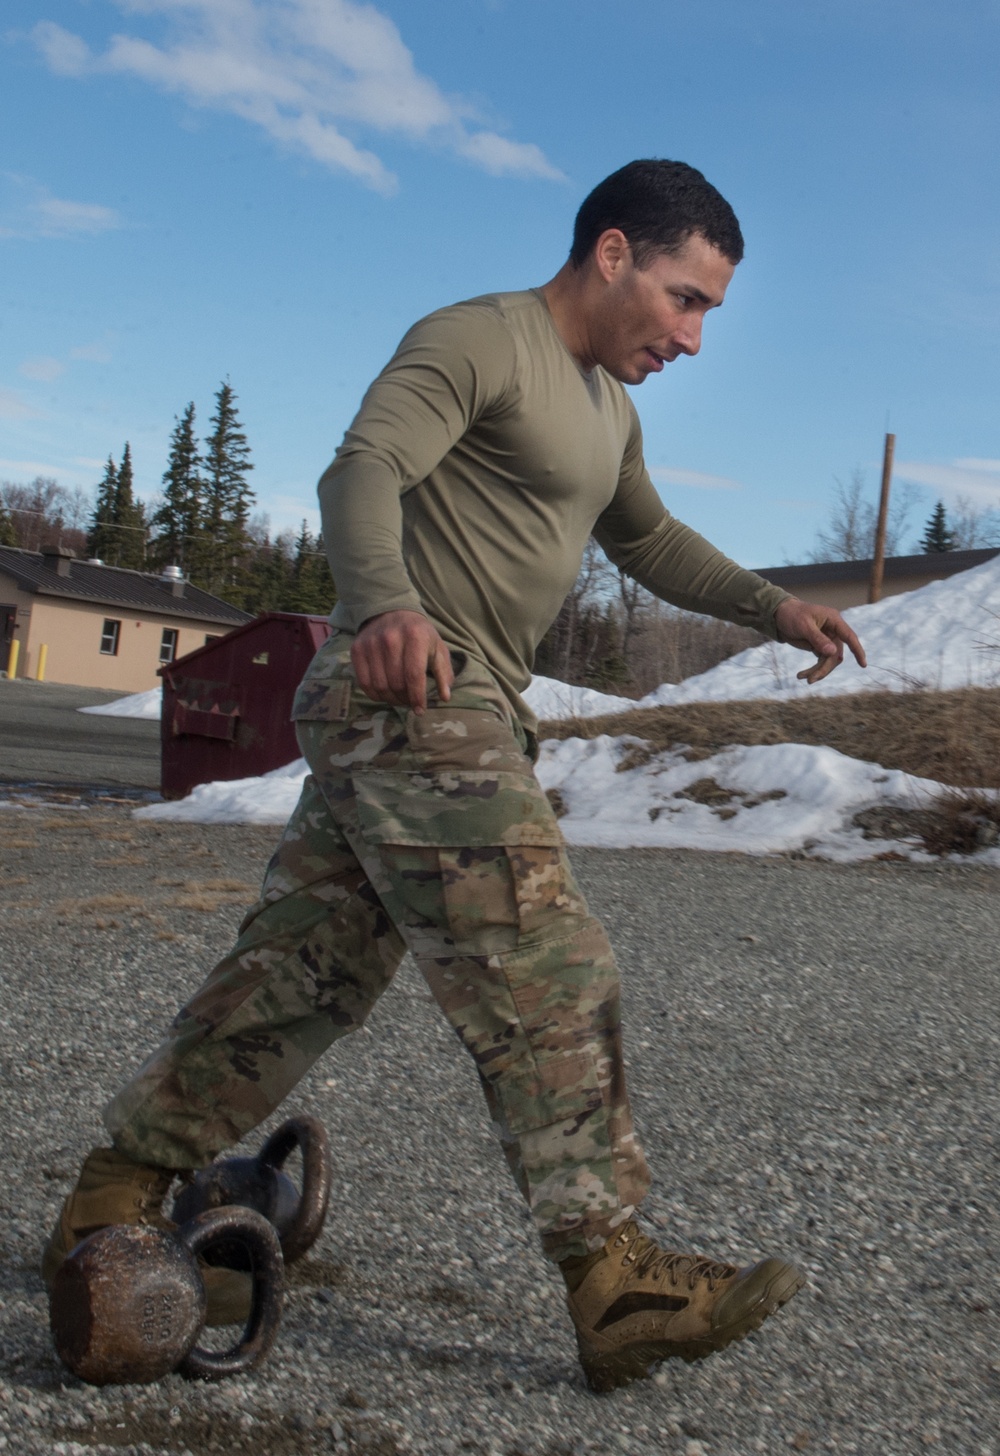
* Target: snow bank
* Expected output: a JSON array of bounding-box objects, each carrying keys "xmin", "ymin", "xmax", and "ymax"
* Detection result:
[
  {"xmin": 135, "ymin": 758, "xmax": 308, "ymax": 824},
  {"xmin": 523, "ymin": 677, "xmax": 636, "ymax": 720},
  {"xmin": 79, "ymin": 687, "xmax": 163, "ymax": 720}
]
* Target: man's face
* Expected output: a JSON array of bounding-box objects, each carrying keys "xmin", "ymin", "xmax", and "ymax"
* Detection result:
[{"xmin": 590, "ymin": 231, "xmax": 736, "ymax": 385}]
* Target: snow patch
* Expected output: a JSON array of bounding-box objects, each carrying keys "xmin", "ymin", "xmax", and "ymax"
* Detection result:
[
  {"xmin": 135, "ymin": 758, "xmax": 309, "ymax": 824},
  {"xmin": 79, "ymin": 687, "xmax": 163, "ymax": 720}
]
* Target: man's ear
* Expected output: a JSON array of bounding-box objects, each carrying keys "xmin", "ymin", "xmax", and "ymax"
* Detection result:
[{"xmin": 592, "ymin": 228, "xmax": 631, "ymax": 283}]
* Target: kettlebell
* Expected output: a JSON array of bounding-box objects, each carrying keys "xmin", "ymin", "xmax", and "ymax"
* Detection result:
[
  {"xmin": 49, "ymin": 1205, "xmax": 284, "ymax": 1386},
  {"xmin": 172, "ymin": 1115, "xmax": 331, "ymax": 1267}
]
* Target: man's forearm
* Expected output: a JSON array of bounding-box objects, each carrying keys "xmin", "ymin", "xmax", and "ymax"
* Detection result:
[{"xmin": 594, "ymin": 513, "xmax": 790, "ymax": 636}]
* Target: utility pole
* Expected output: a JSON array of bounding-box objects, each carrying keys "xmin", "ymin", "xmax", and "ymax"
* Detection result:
[{"xmin": 868, "ymin": 432, "xmax": 895, "ymax": 604}]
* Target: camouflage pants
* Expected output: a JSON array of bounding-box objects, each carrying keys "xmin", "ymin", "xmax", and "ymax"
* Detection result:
[{"xmin": 106, "ymin": 649, "xmax": 650, "ymax": 1260}]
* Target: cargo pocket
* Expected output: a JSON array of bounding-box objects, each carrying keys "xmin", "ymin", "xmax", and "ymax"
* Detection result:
[
  {"xmin": 353, "ymin": 768, "xmax": 564, "ymax": 848},
  {"xmin": 493, "ymin": 1047, "xmax": 614, "ymax": 1198},
  {"xmin": 497, "ymin": 1048, "xmax": 604, "ymax": 1137},
  {"xmin": 352, "ymin": 768, "xmax": 571, "ymax": 955}
]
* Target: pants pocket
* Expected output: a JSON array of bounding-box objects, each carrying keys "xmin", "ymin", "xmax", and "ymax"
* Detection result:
[{"xmin": 495, "ymin": 1047, "xmax": 605, "ymax": 1141}]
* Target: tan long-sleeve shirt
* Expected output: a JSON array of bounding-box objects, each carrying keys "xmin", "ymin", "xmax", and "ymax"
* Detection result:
[{"xmin": 317, "ymin": 289, "xmax": 787, "ymax": 731}]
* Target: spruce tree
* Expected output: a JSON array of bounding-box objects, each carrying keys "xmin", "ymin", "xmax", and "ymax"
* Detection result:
[
  {"xmin": 311, "ymin": 532, "xmax": 337, "ymax": 612},
  {"xmin": 200, "ymin": 380, "xmax": 255, "ymax": 597},
  {"xmin": 920, "ymin": 500, "xmax": 956, "ymax": 553},
  {"xmin": 238, "ymin": 525, "xmax": 296, "ymax": 614},
  {"xmin": 86, "ymin": 456, "xmax": 119, "ymax": 562},
  {"xmin": 150, "ymin": 403, "xmax": 204, "ymax": 571},
  {"xmin": 112, "ymin": 442, "xmax": 147, "ymax": 569},
  {"xmin": 289, "ymin": 521, "xmax": 337, "ymax": 613}
]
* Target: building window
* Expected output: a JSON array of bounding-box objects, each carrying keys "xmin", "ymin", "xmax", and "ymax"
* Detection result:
[
  {"xmin": 100, "ymin": 619, "xmax": 121, "ymax": 656},
  {"xmin": 204, "ymin": 634, "xmax": 221, "ymax": 646},
  {"xmin": 160, "ymin": 627, "xmax": 179, "ymax": 664}
]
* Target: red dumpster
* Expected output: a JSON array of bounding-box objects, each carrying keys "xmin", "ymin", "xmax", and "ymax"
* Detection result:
[{"xmin": 160, "ymin": 612, "xmax": 331, "ymax": 800}]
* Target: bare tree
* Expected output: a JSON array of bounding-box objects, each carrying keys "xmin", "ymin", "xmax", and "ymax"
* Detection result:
[
  {"xmin": 538, "ymin": 536, "xmax": 618, "ymax": 682},
  {"xmin": 0, "ymin": 476, "xmax": 89, "ymax": 555},
  {"xmin": 809, "ymin": 468, "xmax": 918, "ymax": 562},
  {"xmin": 534, "ymin": 538, "xmax": 766, "ymax": 695},
  {"xmin": 949, "ymin": 494, "xmax": 1000, "ymax": 551}
]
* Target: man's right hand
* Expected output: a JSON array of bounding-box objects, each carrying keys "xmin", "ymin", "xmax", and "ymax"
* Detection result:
[{"xmin": 351, "ymin": 610, "xmax": 454, "ymax": 715}]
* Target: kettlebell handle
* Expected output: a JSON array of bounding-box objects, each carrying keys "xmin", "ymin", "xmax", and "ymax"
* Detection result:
[
  {"xmin": 178, "ymin": 1207, "xmax": 284, "ymax": 1381},
  {"xmin": 257, "ymin": 1115, "xmax": 332, "ymax": 1265}
]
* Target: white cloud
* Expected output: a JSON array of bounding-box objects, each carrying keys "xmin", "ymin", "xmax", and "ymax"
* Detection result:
[
  {"xmin": 31, "ymin": 2, "xmax": 564, "ymax": 194},
  {"xmin": 264, "ymin": 492, "xmax": 322, "ymax": 535},
  {"xmin": 70, "ymin": 342, "xmax": 114, "ymax": 363},
  {"xmin": 456, "ymin": 132, "xmax": 563, "ymax": 179},
  {"xmin": 31, "ymin": 19, "xmax": 90, "ymax": 76},
  {"xmin": 0, "ymin": 458, "xmax": 76, "ymax": 479},
  {"xmin": 955, "ymin": 457, "xmax": 1000, "ymax": 474},
  {"xmin": 35, "ymin": 195, "xmax": 121, "ymax": 236},
  {"xmin": 0, "ymin": 173, "xmax": 122, "ymax": 240},
  {"xmin": 650, "ymin": 465, "xmax": 744, "ymax": 492},
  {"xmin": 895, "ymin": 458, "xmax": 1000, "ymax": 507},
  {"xmin": 19, "ymin": 356, "xmax": 65, "ymax": 383},
  {"xmin": 0, "ymin": 389, "xmax": 41, "ymax": 421}
]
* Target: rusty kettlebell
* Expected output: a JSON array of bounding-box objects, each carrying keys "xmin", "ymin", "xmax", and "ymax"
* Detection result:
[
  {"xmin": 49, "ymin": 1205, "xmax": 284, "ymax": 1386},
  {"xmin": 171, "ymin": 1115, "xmax": 331, "ymax": 1267}
]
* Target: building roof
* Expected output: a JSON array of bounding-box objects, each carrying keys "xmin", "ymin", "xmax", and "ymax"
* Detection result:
[
  {"xmin": 0, "ymin": 547, "xmax": 253, "ymax": 626},
  {"xmin": 754, "ymin": 547, "xmax": 1000, "ymax": 588}
]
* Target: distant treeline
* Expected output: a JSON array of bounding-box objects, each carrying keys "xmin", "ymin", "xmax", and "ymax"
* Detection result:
[{"xmin": 0, "ymin": 381, "xmax": 336, "ymax": 617}]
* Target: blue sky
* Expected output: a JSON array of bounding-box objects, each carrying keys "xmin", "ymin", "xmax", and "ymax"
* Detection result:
[{"xmin": 2, "ymin": 0, "xmax": 999, "ymax": 569}]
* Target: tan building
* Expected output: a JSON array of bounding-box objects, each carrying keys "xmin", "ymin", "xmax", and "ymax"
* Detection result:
[
  {"xmin": 0, "ymin": 546, "xmax": 252, "ymax": 692},
  {"xmin": 754, "ymin": 547, "xmax": 1000, "ymax": 611}
]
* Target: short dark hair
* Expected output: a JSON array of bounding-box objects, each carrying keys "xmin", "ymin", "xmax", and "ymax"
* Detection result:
[{"xmin": 570, "ymin": 159, "xmax": 744, "ymax": 269}]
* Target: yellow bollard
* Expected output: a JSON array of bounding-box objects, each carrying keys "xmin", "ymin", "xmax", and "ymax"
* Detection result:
[
  {"xmin": 37, "ymin": 643, "xmax": 48, "ymax": 681},
  {"xmin": 6, "ymin": 638, "xmax": 19, "ymax": 679}
]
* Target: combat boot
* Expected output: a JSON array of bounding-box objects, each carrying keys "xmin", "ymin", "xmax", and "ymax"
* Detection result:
[
  {"xmin": 564, "ymin": 1220, "xmax": 805, "ymax": 1393},
  {"xmin": 41, "ymin": 1146, "xmax": 253, "ymax": 1327}
]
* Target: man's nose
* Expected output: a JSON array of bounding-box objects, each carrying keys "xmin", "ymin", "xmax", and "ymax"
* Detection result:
[{"xmin": 674, "ymin": 316, "xmax": 703, "ymax": 357}]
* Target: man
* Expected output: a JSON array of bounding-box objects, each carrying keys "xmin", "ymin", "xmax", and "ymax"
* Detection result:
[{"xmin": 44, "ymin": 160, "xmax": 865, "ymax": 1393}]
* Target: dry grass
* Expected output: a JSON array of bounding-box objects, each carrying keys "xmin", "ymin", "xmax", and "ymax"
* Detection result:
[
  {"xmin": 194, "ymin": 877, "xmax": 258, "ymax": 893},
  {"xmin": 916, "ymin": 789, "xmax": 1000, "ymax": 856},
  {"xmin": 56, "ymin": 891, "xmax": 149, "ymax": 917},
  {"xmin": 164, "ymin": 877, "xmax": 258, "ymax": 913},
  {"xmin": 540, "ymin": 685, "xmax": 1000, "ymax": 789}
]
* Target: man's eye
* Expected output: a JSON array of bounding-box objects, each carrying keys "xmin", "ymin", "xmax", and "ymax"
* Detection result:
[{"xmin": 674, "ymin": 294, "xmax": 691, "ymax": 308}]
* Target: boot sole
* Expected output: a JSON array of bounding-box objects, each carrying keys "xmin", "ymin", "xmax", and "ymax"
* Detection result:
[{"xmin": 579, "ymin": 1262, "xmax": 806, "ymax": 1394}]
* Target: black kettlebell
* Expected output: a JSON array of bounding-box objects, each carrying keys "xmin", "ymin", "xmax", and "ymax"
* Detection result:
[
  {"xmin": 49, "ymin": 1205, "xmax": 284, "ymax": 1386},
  {"xmin": 172, "ymin": 1115, "xmax": 331, "ymax": 1268}
]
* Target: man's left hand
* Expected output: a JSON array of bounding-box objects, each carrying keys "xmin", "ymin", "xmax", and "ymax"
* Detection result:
[{"xmin": 773, "ymin": 597, "xmax": 867, "ymax": 685}]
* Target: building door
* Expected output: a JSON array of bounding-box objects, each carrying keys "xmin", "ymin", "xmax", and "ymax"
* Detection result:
[{"xmin": 0, "ymin": 605, "xmax": 16, "ymax": 672}]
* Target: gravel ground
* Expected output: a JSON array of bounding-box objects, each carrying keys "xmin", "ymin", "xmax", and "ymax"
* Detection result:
[{"xmin": 0, "ymin": 806, "xmax": 997, "ymax": 1456}]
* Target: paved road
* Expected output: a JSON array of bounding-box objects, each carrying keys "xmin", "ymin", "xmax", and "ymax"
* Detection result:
[{"xmin": 0, "ymin": 679, "xmax": 160, "ymax": 789}]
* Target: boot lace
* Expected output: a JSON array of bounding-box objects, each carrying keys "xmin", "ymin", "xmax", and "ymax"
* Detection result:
[{"xmin": 617, "ymin": 1226, "xmax": 738, "ymax": 1293}]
